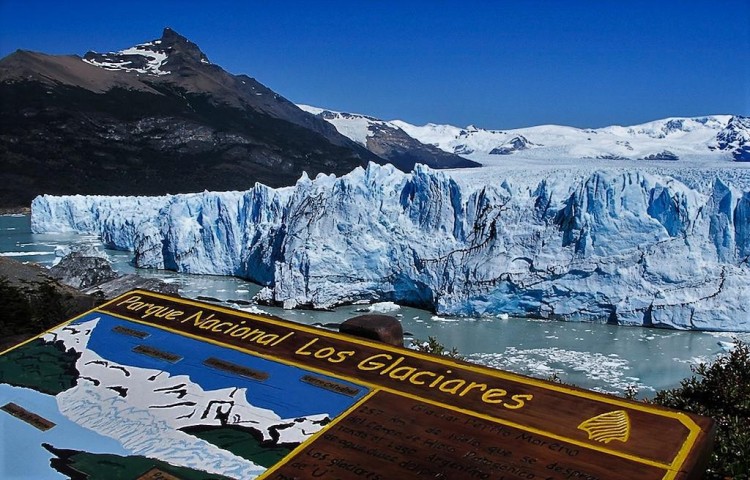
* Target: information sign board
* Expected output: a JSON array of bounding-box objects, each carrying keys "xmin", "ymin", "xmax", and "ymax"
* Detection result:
[{"xmin": 0, "ymin": 290, "xmax": 714, "ymax": 479}]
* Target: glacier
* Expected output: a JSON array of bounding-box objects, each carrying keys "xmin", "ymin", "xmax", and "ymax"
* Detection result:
[{"xmin": 31, "ymin": 163, "xmax": 750, "ymax": 331}]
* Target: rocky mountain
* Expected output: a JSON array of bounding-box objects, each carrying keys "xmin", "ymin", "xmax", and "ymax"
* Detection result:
[
  {"xmin": 298, "ymin": 105, "xmax": 479, "ymax": 170},
  {"xmin": 488, "ymin": 135, "xmax": 536, "ymax": 155},
  {"xmin": 0, "ymin": 28, "xmax": 387, "ymax": 208},
  {"xmin": 712, "ymin": 115, "xmax": 750, "ymax": 161}
]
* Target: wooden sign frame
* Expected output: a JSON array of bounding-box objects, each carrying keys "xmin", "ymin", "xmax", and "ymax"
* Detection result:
[{"xmin": 0, "ymin": 290, "xmax": 714, "ymax": 479}]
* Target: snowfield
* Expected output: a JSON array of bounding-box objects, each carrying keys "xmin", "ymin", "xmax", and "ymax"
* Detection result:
[
  {"xmin": 32, "ymin": 160, "xmax": 750, "ymax": 331},
  {"xmin": 299, "ymin": 108, "xmax": 750, "ymax": 164}
]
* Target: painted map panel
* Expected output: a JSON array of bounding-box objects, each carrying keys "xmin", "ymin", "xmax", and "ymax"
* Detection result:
[{"xmin": 0, "ymin": 312, "xmax": 368, "ymax": 479}]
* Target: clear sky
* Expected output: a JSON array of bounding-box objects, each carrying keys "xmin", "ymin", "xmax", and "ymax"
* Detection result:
[{"xmin": 1, "ymin": 0, "xmax": 748, "ymax": 129}]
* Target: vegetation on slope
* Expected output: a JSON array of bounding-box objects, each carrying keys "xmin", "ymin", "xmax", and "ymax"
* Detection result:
[{"xmin": 651, "ymin": 340, "xmax": 750, "ymax": 480}]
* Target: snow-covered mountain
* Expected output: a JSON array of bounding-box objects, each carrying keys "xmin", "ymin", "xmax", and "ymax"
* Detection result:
[
  {"xmin": 298, "ymin": 105, "xmax": 479, "ymax": 170},
  {"xmin": 32, "ymin": 163, "xmax": 750, "ymax": 331},
  {"xmin": 44, "ymin": 318, "xmax": 328, "ymax": 477},
  {"xmin": 300, "ymin": 106, "xmax": 750, "ymax": 164},
  {"xmin": 395, "ymin": 115, "xmax": 750, "ymax": 163}
]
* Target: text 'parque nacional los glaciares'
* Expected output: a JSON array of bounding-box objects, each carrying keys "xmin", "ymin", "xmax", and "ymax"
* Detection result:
[{"xmin": 113, "ymin": 295, "xmax": 534, "ymax": 410}]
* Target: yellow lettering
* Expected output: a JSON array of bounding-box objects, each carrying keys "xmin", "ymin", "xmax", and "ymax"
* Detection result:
[
  {"xmin": 504, "ymin": 394, "xmax": 534, "ymax": 409},
  {"xmin": 388, "ymin": 366, "xmax": 417, "ymax": 381},
  {"xmin": 329, "ymin": 350, "xmax": 355, "ymax": 363},
  {"xmin": 459, "ymin": 381, "xmax": 488, "ymax": 397},
  {"xmin": 164, "ymin": 310, "xmax": 184, "ymax": 321},
  {"xmin": 481, "ymin": 388, "xmax": 508, "ymax": 404},
  {"xmin": 116, "ymin": 296, "xmax": 141, "ymax": 307},
  {"xmin": 358, "ymin": 353, "xmax": 392, "ymax": 371},
  {"xmin": 241, "ymin": 328, "xmax": 265, "ymax": 341},
  {"xmin": 438, "ymin": 379, "xmax": 466, "ymax": 394},
  {"xmin": 296, "ymin": 338, "xmax": 320, "ymax": 356},
  {"xmin": 409, "ymin": 371, "xmax": 436, "ymax": 385},
  {"xmin": 230, "ymin": 327, "xmax": 253, "ymax": 338},
  {"xmin": 256, "ymin": 333, "xmax": 280, "ymax": 345},
  {"xmin": 212, "ymin": 322, "xmax": 234, "ymax": 333},
  {"xmin": 429, "ymin": 371, "xmax": 450, "ymax": 388},
  {"xmin": 143, "ymin": 305, "xmax": 165, "ymax": 318},
  {"xmin": 380, "ymin": 356, "xmax": 404, "ymax": 375},
  {"xmin": 224, "ymin": 321, "xmax": 246, "ymax": 335},
  {"xmin": 199, "ymin": 319, "xmax": 221, "ymax": 330},
  {"xmin": 183, "ymin": 310, "xmax": 214, "ymax": 326},
  {"xmin": 271, "ymin": 332, "xmax": 294, "ymax": 346}
]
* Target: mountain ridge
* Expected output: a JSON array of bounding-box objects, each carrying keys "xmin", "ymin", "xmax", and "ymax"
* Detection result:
[
  {"xmin": 0, "ymin": 28, "xmax": 387, "ymax": 208},
  {"xmin": 301, "ymin": 105, "xmax": 749, "ymax": 165},
  {"xmin": 2, "ymin": 27, "xmax": 747, "ymax": 210}
]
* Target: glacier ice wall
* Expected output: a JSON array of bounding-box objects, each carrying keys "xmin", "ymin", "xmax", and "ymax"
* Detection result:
[{"xmin": 31, "ymin": 164, "xmax": 750, "ymax": 331}]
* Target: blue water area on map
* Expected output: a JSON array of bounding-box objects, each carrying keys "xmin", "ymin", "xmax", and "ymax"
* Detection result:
[
  {"xmin": 0, "ymin": 384, "xmax": 130, "ymax": 479},
  {"xmin": 83, "ymin": 313, "xmax": 369, "ymax": 419}
]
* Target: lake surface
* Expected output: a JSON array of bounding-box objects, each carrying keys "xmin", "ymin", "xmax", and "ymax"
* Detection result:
[{"xmin": 2, "ymin": 214, "xmax": 747, "ymax": 397}]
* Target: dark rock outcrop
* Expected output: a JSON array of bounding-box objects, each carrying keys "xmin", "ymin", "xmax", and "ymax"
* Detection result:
[
  {"xmin": 0, "ymin": 257, "xmax": 98, "ymax": 349},
  {"xmin": 365, "ymin": 123, "xmax": 480, "ymax": 171},
  {"xmin": 49, "ymin": 251, "xmax": 119, "ymax": 289},
  {"xmin": 307, "ymin": 109, "xmax": 480, "ymax": 171},
  {"xmin": 640, "ymin": 150, "xmax": 679, "ymax": 161},
  {"xmin": 340, "ymin": 314, "xmax": 404, "ymax": 346},
  {"xmin": 713, "ymin": 116, "xmax": 750, "ymax": 162},
  {"xmin": 49, "ymin": 249, "xmax": 178, "ymax": 298},
  {"xmin": 489, "ymin": 135, "xmax": 536, "ymax": 155}
]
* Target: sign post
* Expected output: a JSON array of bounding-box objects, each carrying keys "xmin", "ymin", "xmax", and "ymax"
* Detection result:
[{"xmin": 0, "ymin": 290, "xmax": 714, "ymax": 479}]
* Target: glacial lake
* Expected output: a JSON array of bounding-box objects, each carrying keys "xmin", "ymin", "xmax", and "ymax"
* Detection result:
[{"xmin": 2, "ymin": 214, "xmax": 747, "ymax": 398}]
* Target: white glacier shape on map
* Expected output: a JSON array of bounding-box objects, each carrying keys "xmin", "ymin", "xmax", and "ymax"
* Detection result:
[
  {"xmin": 44, "ymin": 319, "xmax": 327, "ymax": 477},
  {"xmin": 32, "ymin": 163, "xmax": 750, "ymax": 330}
]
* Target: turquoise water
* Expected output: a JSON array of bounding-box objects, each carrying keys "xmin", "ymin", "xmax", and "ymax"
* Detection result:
[{"xmin": 2, "ymin": 214, "xmax": 747, "ymax": 397}]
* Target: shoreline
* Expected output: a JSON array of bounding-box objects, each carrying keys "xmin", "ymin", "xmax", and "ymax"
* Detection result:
[{"xmin": 0, "ymin": 207, "xmax": 31, "ymax": 215}]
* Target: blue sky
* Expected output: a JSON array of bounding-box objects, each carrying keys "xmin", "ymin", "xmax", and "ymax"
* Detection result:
[{"xmin": 1, "ymin": 1, "xmax": 748, "ymax": 129}]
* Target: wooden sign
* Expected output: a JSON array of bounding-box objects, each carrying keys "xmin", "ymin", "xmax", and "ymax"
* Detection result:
[{"xmin": 0, "ymin": 290, "xmax": 714, "ymax": 479}]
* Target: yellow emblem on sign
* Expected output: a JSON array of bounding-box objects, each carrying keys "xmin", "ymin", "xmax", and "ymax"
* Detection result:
[{"xmin": 578, "ymin": 410, "xmax": 631, "ymax": 444}]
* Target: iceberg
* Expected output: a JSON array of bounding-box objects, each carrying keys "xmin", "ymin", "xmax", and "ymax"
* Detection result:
[{"xmin": 31, "ymin": 163, "xmax": 750, "ymax": 331}]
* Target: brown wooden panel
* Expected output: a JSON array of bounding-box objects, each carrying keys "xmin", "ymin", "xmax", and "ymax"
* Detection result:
[
  {"xmin": 1, "ymin": 402, "xmax": 56, "ymax": 431},
  {"xmin": 266, "ymin": 390, "xmax": 668, "ymax": 480}
]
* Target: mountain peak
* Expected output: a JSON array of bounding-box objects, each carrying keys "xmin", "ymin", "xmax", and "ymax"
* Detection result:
[
  {"xmin": 157, "ymin": 27, "xmax": 210, "ymax": 64},
  {"xmin": 81, "ymin": 27, "xmax": 210, "ymax": 76}
]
